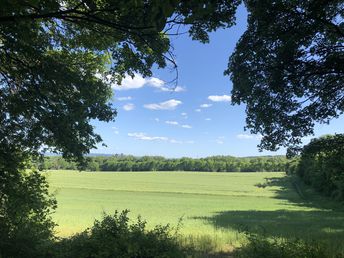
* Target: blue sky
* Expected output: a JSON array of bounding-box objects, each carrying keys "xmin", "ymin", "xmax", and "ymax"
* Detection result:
[{"xmin": 92, "ymin": 5, "xmax": 344, "ymax": 158}]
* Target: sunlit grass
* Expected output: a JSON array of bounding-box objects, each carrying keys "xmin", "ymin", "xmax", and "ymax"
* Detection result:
[{"xmin": 46, "ymin": 171, "xmax": 344, "ymax": 252}]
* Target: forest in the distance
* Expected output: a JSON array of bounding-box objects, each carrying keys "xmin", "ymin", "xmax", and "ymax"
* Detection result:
[{"xmin": 42, "ymin": 155, "xmax": 288, "ymax": 172}]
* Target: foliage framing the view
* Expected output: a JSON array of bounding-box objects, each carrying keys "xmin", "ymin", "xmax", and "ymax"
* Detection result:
[
  {"xmin": 0, "ymin": 1, "xmax": 343, "ymax": 257},
  {"xmin": 1, "ymin": 1, "xmax": 342, "ymax": 157},
  {"xmin": 227, "ymin": 0, "xmax": 344, "ymax": 151},
  {"xmin": 0, "ymin": 0, "xmax": 241, "ymax": 162}
]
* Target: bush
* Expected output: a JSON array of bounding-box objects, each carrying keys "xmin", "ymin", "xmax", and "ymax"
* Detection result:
[
  {"xmin": 50, "ymin": 210, "xmax": 188, "ymax": 258},
  {"xmin": 233, "ymin": 232, "xmax": 342, "ymax": 258},
  {"xmin": 0, "ymin": 168, "xmax": 57, "ymax": 258}
]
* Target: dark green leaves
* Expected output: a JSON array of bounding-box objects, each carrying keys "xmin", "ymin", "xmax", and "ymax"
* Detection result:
[
  {"xmin": 227, "ymin": 0, "xmax": 344, "ymax": 151},
  {"xmin": 0, "ymin": 0, "xmax": 241, "ymax": 162}
]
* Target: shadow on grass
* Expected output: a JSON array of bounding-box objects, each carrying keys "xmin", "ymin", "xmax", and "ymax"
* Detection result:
[
  {"xmin": 193, "ymin": 209, "xmax": 344, "ymax": 240},
  {"xmin": 192, "ymin": 175, "xmax": 344, "ymax": 250},
  {"xmin": 255, "ymin": 175, "xmax": 344, "ymax": 211}
]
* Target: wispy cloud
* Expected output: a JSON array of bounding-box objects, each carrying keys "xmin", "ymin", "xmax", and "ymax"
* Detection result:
[
  {"xmin": 200, "ymin": 103, "xmax": 212, "ymax": 108},
  {"xmin": 123, "ymin": 103, "xmax": 135, "ymax": 111},
  {"xmin": 128, "ymin": 132, "xmax": 194, "ymax": 144},
  {"xmin": 165, "ymin": 120, "xmax": 192, "ymax": 129},
  {"xmin": 165, "ymin": 120, "xmax": 179, "ymax": 125},
  {"xmin": 116, "ymin": 96, "xmax": 132, "ymax": 101},
  {"xmin": 144, "ymin": 99, "xmax": 182, "ymax": 110},
  {"xmin": 237, "ymin": 134, "xmax": 262, "ymax": 140},
  {"xmin": 195, "ymin": 108, "xmax": 201, "ymax": 112},
  {"xmin": 208, "ymin": 95, "xmax": 232, "ymax": 102},
  {"xmin": 128, "ymin": 132, "xmax": 168, "ymax": 141},
  {"xmin": 169, "ymin": 139, "xmax": 183, "ymax": 144},
  {"xmin": 181, "ymin": 112, "xmax": 188, "ymax": 118},
  {"xmin": 205, "ymin": 118, "xmax": 211, "ymax": 121}
]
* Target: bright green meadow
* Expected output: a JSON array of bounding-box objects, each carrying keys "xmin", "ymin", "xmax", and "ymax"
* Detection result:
[{"xmin": 47, "ymin": 171, "xmax": 344, "ymax": 252}]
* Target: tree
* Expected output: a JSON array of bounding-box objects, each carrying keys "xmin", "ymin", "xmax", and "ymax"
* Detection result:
[
  {"xmin": 226, "ymin": 0, "xmax": 344, "ymax": 151},
  {"xmin": 294, "ymin": 134, "xmax": 344, "ymax": 200}
]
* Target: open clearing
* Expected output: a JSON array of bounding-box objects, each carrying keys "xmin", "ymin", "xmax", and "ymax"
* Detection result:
[{"xmin": 47, "ymin": 171, "xmax": 344, "ymax": 252}]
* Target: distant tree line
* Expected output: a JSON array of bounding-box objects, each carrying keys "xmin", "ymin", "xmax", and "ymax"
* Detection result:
[
  {"xmin": 40, "ymin": 155, "xmax": 288, "ymax": 172},
  {"xmin": 287, "ymin": 134, "xmax": 344, "ymax": 201}
]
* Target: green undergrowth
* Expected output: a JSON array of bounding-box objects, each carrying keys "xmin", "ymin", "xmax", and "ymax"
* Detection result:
[{"xmin": 46, "ymin": 171, "xmax": 344, "ymax": 256}]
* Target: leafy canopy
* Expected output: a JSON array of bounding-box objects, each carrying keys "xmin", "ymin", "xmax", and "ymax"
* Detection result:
[
  {"xmin": 1, "ymin": 0, "xmax": 343, "ymax": 156},
  {"xmin": 227, "ymin": 0, "xmax": 344, "ymax": 151},
  {"xmin": 0, "ymin": 0, "xmax": 240, "ymax": 162}
]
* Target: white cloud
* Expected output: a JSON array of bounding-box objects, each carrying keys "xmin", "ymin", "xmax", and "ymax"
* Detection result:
[
  {"xmin": 195, "ymin": 109, "xmax": 201, "ymax": 112},
  {"xmin": 144, "ymin": 99, "xmax": 182, "ymax": 110},
  {"xmin": 128, "ymin": 132, "xmax": 168, "ymax": 141},
  {"xmin": 149, "ymin": 78, "xmax": 185, "ymax": 92},
  {"xmin": 100, "ymin": 72, "xmax": 186, "ymax": 92},
  {"xmin": 148, "ymin": 77, "xmax": 165, "ymax": 88},
  {"xmin": 123, "ymin": 103, "xmax": 135, "ymax": 111},
  {"xmin": 165, "ymin": 120, "xmax": 192, "ymax": 129},
  {"xmin": 155, "ymin": 85, "xmax": 186, "ymax": 93},
  {"xmin": 205, "ymin": 118, "xmax": 211, "ymax": 121},
  {"xmin": 170, "ymin": 86, "xmax": 186, "ymax": 92},
  {"xmin": 208, "ymin": 95, "xmax": 232, "ymax": 102},
  {"xmin": 116, "ymin": 96, "xmax": 132, "ymax": 101},
  {"xmin": 237, "ymin": 134, "xmax": 262, "ymax": 140},
  {"xmin": 237, "ymin": 134, "xmax": 254, "ymax": 139},
  {"xmin": 165, "ymin": 120, "xmax": 179, "ymax": 125},
  {"xmin": 169, "ymin": 139, "xmax": 183, "ymax": 144},
  {"xmin": 112, "ymin": 73, "xmax": 146, "ymax": 90},
  {"xmin": 200, "ymin": 103, "xmax": 212, "ymax": 108},
  {"xmin": 128, "ymin": 132, "xmax": 193, "ymax": 144},
  {"xmin": 154, "ymin": 118, "xmax": 160, "ymax": 122},
  {"xmin": 170, "ymin": 139, "xmax": 194, "ymax": 144}
]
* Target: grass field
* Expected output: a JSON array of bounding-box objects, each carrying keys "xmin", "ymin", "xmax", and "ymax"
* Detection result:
[{"xmin": 47, "ymin": 171, "xmax": 344, "ymax": 252}]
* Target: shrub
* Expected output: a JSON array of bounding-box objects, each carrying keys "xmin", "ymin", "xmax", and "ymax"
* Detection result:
[
  {"xmin": 51, "ymin": 210, "xmax": 187, "ymax": 258},
  {"xmin": 0, "ymin": 168, "xmax": 57, "ymax": 258},
  {"xmin": 233, "ymin": 232, "xmax": 342, "ymax": 258}
]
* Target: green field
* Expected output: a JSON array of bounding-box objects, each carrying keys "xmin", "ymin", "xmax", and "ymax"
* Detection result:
[{"xmin": 47, "ymin": 171, "xmax": 344, "ymax": 252}]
